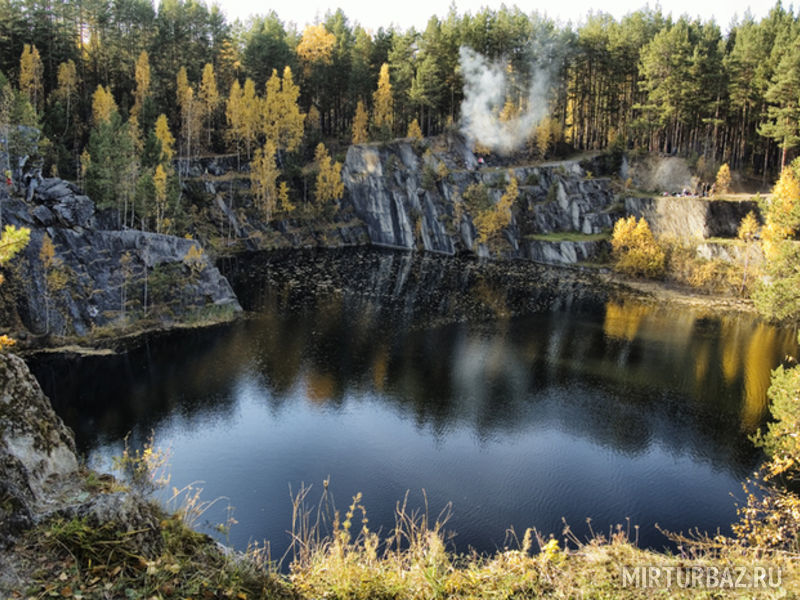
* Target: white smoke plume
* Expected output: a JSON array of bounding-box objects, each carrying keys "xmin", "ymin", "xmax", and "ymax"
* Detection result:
[{"xmin": 459, "ymin": 46, "xmax": 552, "ymax": 154}]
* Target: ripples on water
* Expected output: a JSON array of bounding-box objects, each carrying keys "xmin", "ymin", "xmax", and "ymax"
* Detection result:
[{"xmin": 30, "ymin": 248, "xmax": 799, "ymax": 560}]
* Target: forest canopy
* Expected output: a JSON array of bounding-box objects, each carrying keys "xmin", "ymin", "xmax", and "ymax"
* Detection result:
[{"xmin": 1, "ymin": 1, "xmax": 799, "ymax": 185}]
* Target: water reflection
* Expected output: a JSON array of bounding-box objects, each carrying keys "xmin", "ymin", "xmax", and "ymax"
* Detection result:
[{"xmin": 30, "ymin": 248, "xmax": 799, "ymax": 558}]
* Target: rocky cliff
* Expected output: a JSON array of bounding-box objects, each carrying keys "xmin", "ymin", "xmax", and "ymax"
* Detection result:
[
  {"xmin": 0, "ymin": 351, "xmax": 78, "ymax": 548},
  {"xmin": 341, "ymin": 134, "xmax": 622, "ymax": 263},
  {"xmin": 0, "ymin": 178, "xmax": 241, "ymax": 343},
  {"xmin": 0, "ymin": 351, "xmax": 163, "ymax": 589},
  {"xmin": 625, "ymin": 196, "xmax": 761, "ymax": 239}
]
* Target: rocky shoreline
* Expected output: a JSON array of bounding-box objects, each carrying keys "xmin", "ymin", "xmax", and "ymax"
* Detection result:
[{"xmin": 0, "ymin": 178, "xmax": 242, "ymax": 352}]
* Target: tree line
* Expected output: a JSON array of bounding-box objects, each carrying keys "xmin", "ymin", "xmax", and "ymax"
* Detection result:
[{"xmin": 2, "ymin": 1, "xmax": 800, "ymax": 213}]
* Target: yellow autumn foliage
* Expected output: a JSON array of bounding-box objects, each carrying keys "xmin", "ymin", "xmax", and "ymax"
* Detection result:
[
  {"xmin": 352, "ymin": 100, "xmax": 369, "ymax": 144},
  {"xmin": 611, "ymin": 216, "xmax": 665, "ymax": 278},
  {"xmin": 297, "ymin": 24, "xmax": 336, "ymax": 66},
  {"xmin": 474, "ymin": 174, "xmax": 517, "ymax": 244}
]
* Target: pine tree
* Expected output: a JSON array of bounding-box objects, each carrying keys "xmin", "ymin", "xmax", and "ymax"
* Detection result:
[
  {"xmin": 352, "ymin": 100, "xmax": 369, "ymax": 143},
  {"xmin": 278, "ymin": 66, "xmax": 304, "ymax": 153},
  {"xmin": 0, "ymin": 224, "xmax": 29, "ymax": 351},
  {"xmin": 225, "ymin": 79, "xmax": 244, "ymax": 158},
  {"xmin": 38, "ymin": 234, "xmax": 59, "ymax": 334},
  {"xmin": 176, "ymin": 68, "xmax": 200, "ymax": 162},
  {"xmin": 278, "ymin": 181, "xmax": 295, "ymax": 214},
  {"xmin": 611, "ymin": 216, "xmax": 666, "ymax": 278},
  {"xmin": 754, "ymin": 165, "xmax": 800, "ymax": 323},
  {"xmin": 153, "ymin": 164, "xmax": 168, "ymax": 233},
  {"xmin": 715, "ymin": 163, "xmax": 731, "ymax": 194},
  {"xmin": 115, "ymin": 121, "xmax": 141, "ymax": 229},
  {"xmin": 759, "ymin": 45, "xmax": 800, "ymax": 169},
  {"xmin": 176, "ymin": 67, "xmax": 191, "ymax": 112},
  {"xmin": 240, "ymin": 78, "xmax": 260, "ymax": 159},
  {"xmin": 473, "ymin": 174, "xmax": 517, "ymax": 244},
  {"xmin": 306, "ymin": 105, "xmax": 321, "ymax": 133},
  {"xmin": 297, "ymin": 24, "xmax": 336, "ymax": 68},
  {"xmin": 261, "ymin": 69, "xmax": 282, "ymax": 147},
  {"xmin": 372, "ymin": 63, "xmax": 394, "ymax": 140},
  {"xmin": 19, "ymin": 44, "xmax": 43, "ymax": 113}
]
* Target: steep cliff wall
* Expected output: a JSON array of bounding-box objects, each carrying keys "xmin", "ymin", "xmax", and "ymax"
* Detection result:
[
  {"xmin": 625, "ymin": 196, "xmax": 761, "ymax": 239},
  {"xmin": 0, "ymin": 179, "xmax": 241, "ymax": 342},
  {"xmin": 341, "ymin": 135, "xmax": 621, "ymax": 263}
]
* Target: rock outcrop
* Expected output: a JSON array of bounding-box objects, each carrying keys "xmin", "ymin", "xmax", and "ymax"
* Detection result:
[
  {"xmin": 0, "ymin": 179, "xmax": 242, "ymax": 341},
  {"xmin": 625, "ymin": 196, "xmax": 761, "ymax": 239},
  {"xmin": 523, "ymin": 239, "xmax": 609, "ymax": 264},
  {"xmin": 0, "ymin": 351, "xmax": 163, "ymax": 590},
  {"xmin": 0, "ymin": 352, "xmax": 77, "ymax": 548},
  {"xmin": 341, "ymin": 134, "xmax": 622, "ymax": 264}
]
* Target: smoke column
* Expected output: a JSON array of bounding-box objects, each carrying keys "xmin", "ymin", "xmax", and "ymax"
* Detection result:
[{"xmin": 459, "ymin": 46, "xmax": 552, "ymax": 154}]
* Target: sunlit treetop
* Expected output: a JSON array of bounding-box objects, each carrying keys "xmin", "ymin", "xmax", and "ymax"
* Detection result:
[{"xmin": 297, "ymin": 24, "xmax": 336, "ymax": 66}]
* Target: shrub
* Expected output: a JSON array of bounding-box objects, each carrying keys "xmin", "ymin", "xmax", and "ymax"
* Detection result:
[
  {"xmin": 610, "ymin": 216, "xmax": 665, "ymax": 278},
  {"xmin": 463, "ymin": 182, "xmax": 491, "ymax": 214},
  {"xmin": 545, "ymin": 181, "xmax": 558, "ymax": 203},
  {"xmin": 421, "ymin": 164, "xmax": 437, "ymax": 191},
  {"xmin": 738, "ymin": 211, "xmax": 759, "ymax": 242},
  {"xmin": 435, "ymin": 161, "xmax": 450, "ymax": 181},
  {"xmin": 735, "ymin": 335, "xmax": 800, "ymax": 552},
  {"xmin": 715, "ymin": 163, "xmax": 731, "ymax": 195},
  {"xmin": 753, "ymin": 165, "xmax": 800, "ymax": 322}
]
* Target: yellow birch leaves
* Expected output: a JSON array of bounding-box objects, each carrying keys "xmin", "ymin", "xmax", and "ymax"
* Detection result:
[{"xmin": 314, "ymin": 143, "xmax": 344, "ymax": 209}]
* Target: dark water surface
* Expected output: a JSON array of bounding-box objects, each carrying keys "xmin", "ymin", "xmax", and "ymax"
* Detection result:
[{"xmin": 30, "ymin": 248, "xmax": 799, "ymax": 561}]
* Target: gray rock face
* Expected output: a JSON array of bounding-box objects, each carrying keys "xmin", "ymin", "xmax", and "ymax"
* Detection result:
[
  {"xmin": 342, "ymin": 136, "xmax": 620, "ymax": 262},
  {"xmin": 625, "ymin": 196, "xmax": 761, "ymax": 240},
  {"xmin": 523, "ymin": 239, "xmax": 610, "ymax": 265},
  {"xmin": 0, "ymin": 180, "xmax": 242, "ymax": 340},
  {"xmin": 0, "ymin": 351, "xmax": 164, "ymax": 587},
  {"xmin": 707, "ymin": 200, "xmax": 761, "ymax": 237},
  {"xmin": 625, "ymin": 196, "xmax": 710, "ymax": 238},
  {"xmin": 0, "ymin": 352, "xmax": 78, "ymax": 548},
  {"xmin": 342, "ymin": 142, "xmax": 456, "ymax": 254}
]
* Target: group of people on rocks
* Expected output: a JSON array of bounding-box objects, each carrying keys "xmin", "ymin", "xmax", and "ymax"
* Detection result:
[{"xmin": 662, "ymin": 181, "xmax": 716, "ymax": 198}]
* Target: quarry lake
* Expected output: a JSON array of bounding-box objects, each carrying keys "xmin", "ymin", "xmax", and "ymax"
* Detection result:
[{"xmin": 30, "ymin": 248, "xmax": 799, "ymax": 562}]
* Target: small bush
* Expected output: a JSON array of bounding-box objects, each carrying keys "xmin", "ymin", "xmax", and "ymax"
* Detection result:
[
  {"xmin": 463, "ymin": 182, "xmax": 491, "ymax": 214},
  {"xmin": 738, "ymin": 211, "xmax": 759, "ymax": 242},
  {"xmin": 435, "ymin": 161, "xmax": 450, "ymax": 181},
  {"xmin": 610, "ymin": 216, "xmax": 665, "ymax": 278},
  {"xmin": 715, "ymin": 163, "xmax": 731, "ymax": 195},
  {"xmin": 546, "ymin": 181, "xmax": 559, "ymax": 203},
  {"xmin": 422, "ymin": 164, "xmax": 437, "ymax": 191}
]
